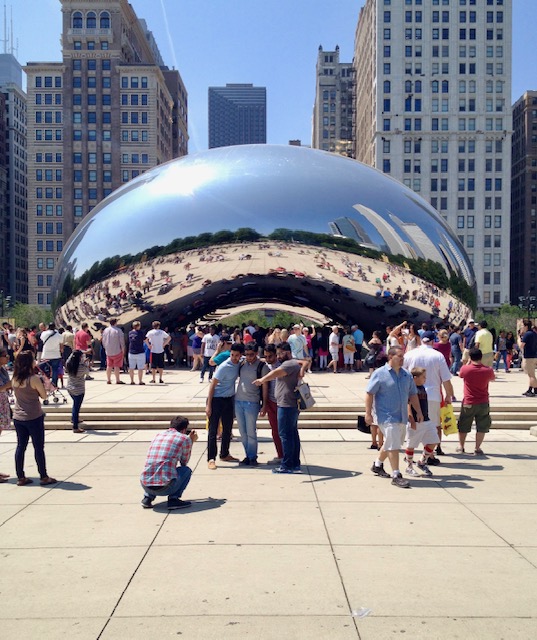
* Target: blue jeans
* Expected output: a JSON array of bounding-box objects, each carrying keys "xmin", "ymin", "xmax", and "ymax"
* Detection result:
[
  {"xmin": 48, "ymin": 358, "xmax": 61, "ymax": 387},
  {"xmin": 277, "ymin": 406, "xmax": 301, "ymax": 470},
  {"xmin": 494, "ymin": 350, "xmax": 508, "ymax": 372},
  {"xmin": 235, "ymin": 400, "xmax": 260, "ymax": 460},
  {"xmin": 14, "ymin": 415, "xmax": 48, "ymax": 480},
  {"xmin": 200, "ymin": 356, "xmax": 214, "ymax": 380},
  {"xmin": 451, "ymin": 351, "xmax": 462, "ymax": 375},
  {"xmin": 141, "ymin": 466, "xmax": 192, "ymax": 500},
  {"xmin": 69, "ymin": 392, "xmax": 85, "ymax": 429}
]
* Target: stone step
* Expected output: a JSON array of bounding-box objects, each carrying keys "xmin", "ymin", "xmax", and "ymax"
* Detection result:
[{"xmin": 44, "ymin": 418, "xmax": 537, "ymax": 431}]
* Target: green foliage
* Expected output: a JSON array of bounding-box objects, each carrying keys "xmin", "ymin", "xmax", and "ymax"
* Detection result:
[
  {"xmin": 11, "ymin": 303, "xmax": 53, "ymax": 329},
  {"xmin": 222, "ymin": 309, "xmax": 320, "ymax": 329},
  {"xmin": 475, "ymin": 304, "xmax": 524, "ymax": 334}
]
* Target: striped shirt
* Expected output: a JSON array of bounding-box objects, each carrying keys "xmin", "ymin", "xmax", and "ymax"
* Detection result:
[{"xmin": 140, "ymin": 428, "xmax": 192, "ymax": 487}]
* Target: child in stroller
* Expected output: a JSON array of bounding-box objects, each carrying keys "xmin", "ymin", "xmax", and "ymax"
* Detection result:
[{"xmin": 37, "ymin": 360, "xmax": 68, "ymax": 405}]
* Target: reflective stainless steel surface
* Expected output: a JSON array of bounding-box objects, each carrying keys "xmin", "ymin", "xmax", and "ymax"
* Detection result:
[{"xmin": 53, "ymin": 145, "xmax": 475, "ymax": 333}]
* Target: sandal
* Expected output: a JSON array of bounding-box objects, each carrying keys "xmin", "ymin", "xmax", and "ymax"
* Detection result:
[
  {"xmin": 455, "ymin": 446, "xmax": 465, "ymax": 454},
  {"xmin": 72, "ymin": 428, "xmax": 86, "ymax": 433},
  {"xmin": 17, "ymin": 477, "xmax": 33, "ymax": 486},
  {"xmin": 40, "ymin": 477, "xmax": 58, "ymax": 485},
  {"xmin": 474, "ymin": 448, "xmax": 484, "ymax": 456},
  {"xmin": 0, "ymin": 472, "xmax": 10, "ymax": 479}
]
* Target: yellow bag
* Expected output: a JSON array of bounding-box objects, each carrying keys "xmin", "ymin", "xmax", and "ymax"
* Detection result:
[
  {"xmin": 206, "ymin": 417, "xmax": 223, "ymax": 436},
  {"xmin": 440, "ymin": 402, "xmax": 457, "ymax": 436}
]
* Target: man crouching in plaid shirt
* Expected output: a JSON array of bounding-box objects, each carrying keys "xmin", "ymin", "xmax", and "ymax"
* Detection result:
[{"xmin": 140, "ymin": 416, "xmax": 198, "ymax": 510}]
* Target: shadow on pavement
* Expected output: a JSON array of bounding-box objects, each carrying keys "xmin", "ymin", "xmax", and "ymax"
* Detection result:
[
  {"xmin": 53, "ymin": 480, "xmax": 92, "ymax": 491},
  {"xmin": 301, "ymin": 465, "xmax": 360, "ymax": 483},
  {"xmin": 153, "ymin": 497, "xmax": 227, "ymax": 513}
]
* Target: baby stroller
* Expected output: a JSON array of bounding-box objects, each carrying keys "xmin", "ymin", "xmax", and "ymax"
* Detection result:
[{"xmin": 37, "ymin": 360, "xmax": 68, "ymax": 405}]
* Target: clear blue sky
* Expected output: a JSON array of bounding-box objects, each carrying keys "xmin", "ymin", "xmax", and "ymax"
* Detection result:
[{"xmin": 7, "ymin": 0, "xmax": 537, "ymax": 153}]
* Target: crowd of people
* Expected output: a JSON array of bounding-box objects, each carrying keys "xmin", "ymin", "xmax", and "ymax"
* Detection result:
[{"xmin": 1, "ymin": 315, "xmax": 536, "ymax": 502}]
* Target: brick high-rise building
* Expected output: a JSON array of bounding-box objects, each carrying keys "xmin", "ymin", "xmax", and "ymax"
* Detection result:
[
  {"xmin": 511, "ymin": 91, "xmax": 537, "ymax": 303},
  {"xmin": 312, "ymin": 45, "xmax": 353, "ymax": 157},
  {"xmin": 25, "ymin": 0, "xmax": 188, "ymax": 305},
  {"xmin": 353, "ymin": 0, "xmax": 512, "ymax": 310}
]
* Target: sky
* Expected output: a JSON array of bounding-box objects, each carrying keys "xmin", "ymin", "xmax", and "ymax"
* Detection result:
[{"xmin": 5, "ymin": 0, "xmax": 537, "ymax": 153}]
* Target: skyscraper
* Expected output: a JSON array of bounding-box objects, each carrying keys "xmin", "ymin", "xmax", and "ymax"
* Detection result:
[
  {"xmin": 511, "ymin": 91, "xmax": 537, "ymax": 303},
  {"xmin": 312, "ymin": 45, "xmax": 353, "ymax": 156},
  {"xmin": 353, "ymin": 0, "xmax": 512, "ymax": 310},
  {"xmin": 25, "ymin": 0, "xmax": 188, "ymax": 306},
  {"xmin": 208, "ymin": 84, "xmax": 266, "ymax": 149},
  {"xmin": 0, "ymin": 54, "xmax": 27, "ymax": 304}
]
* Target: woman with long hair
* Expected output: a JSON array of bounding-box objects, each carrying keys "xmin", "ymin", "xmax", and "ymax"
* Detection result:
[
  {"xmin": 0, "ymin": 347, "xmax": 12, "ymax": 481},
  {"xmin": 11, "ymin": 350, "xmax": 56, "ymax": 486},
  {"xmin": 65, "ymin": 350, "xmax": 89, "ymax": 433}
]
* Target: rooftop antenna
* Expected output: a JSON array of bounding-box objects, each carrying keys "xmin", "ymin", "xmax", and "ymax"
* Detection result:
[
  {"xmin": 10, "ymin": 3, "xmax": 13, "ymax": 54},
  {"xmin": 3, "ymin": 3, "xmax": 7, "ymax": 54}
]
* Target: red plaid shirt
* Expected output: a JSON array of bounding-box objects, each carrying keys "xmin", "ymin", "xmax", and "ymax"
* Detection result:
[{"xmin": 140, "ymin": 428, "xmax": 193, "ymax": 487}]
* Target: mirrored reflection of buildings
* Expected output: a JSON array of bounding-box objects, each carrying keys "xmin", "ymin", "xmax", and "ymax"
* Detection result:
[
  {"xmin": 208, "ymin": 84, "xmax": 266, "ymax": 149},
  {"xmin": 350, "ymin": 0, "xmax": 512, "ymax": 312},
  {"xmin": 511, "ymin": 91, "xmax": 537, "ymax": 303},
  {"xmin": 24, "ymin": 0, "xmax": 188, "ymax": 305},
  {"xmin": 0, "ymin": 53, "xmax": 27, "ymax": 305},
  {"xmin": 312, "ymin": 46, "xmax": 353, "ymax": 157}
]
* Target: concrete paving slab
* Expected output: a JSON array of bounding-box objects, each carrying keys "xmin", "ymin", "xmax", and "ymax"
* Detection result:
[
  {"xmin": 468, "ymin": 504, "xmax": 537, "ymax": 547},
  {"xmin": 115, "ymin": 545, "xmax": 349, "ymax": 617},
  {"xmin": 0, "ymin": 480, "xmax": 65, "ymax": 505},
  {"xmin": 322, "ymin": 502, "xmax": 507, "ymax": 547},
  {"xmin": 514, "ymin": 547, "xmax": 537, "ymax": 568},
  {"xmin": 355, "ymin": 617, "xmax": 537, "ymax": 640},
  {"xmin": 0, "ymin": 547, "xmax": 147, "ymax": 619},
  {"xmin": 0, "ymin": 504, "xmax": 26, "ymax": 525},
  {"xmin": 0, "ymin": 503, "xmax": 166, "ymax": 548},
  {"xmin": 100, "ymin": 615, "xmax": 359, "ymax": 640},
  {"xmin": 310, "ymin": 472, "xmax": 460, "ymax": 503},
  {"xmin": 154, "ymin": 500, "xmax": 327, "ymax": 546},
  {"xmin": 36, "ymin": 475, "xmax": 138, "ymax": 505},
  {"xmin": 439, "ymin": 475, "xmax": 537, "ymax": 503},
  {"xmin": 2, "ymin": 618, "xmax": 109, "ymax": 640},
  {"xmin": 335, "ymin": 546, "xmax": 537, "ymax": 618},
  {"xmin": 186, "ymin": 472, "xmax": 318, "ymax": 502}
]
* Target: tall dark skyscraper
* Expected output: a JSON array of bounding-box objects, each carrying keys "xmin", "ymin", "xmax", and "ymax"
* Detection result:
[{"xmin": 208, "ymin": 84, "xmax": 266, "ymax": 149}]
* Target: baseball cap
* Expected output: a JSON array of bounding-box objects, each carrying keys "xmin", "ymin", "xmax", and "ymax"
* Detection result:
[
  {"xmin": 292, "ymin": 324, "xmax": 301, "ymax": 329},
  {"xmin": 421, "ymin": 330, "xmax": 436, "ymax": 343},
  {"xmin": 468, "ymin": 319, "xmax": 475, "ymax": 324}
]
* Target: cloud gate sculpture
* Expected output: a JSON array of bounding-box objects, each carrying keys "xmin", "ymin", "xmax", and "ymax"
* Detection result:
[{"xmin": 53, "ymin": 145, "xmax": 475, "ymax": 335}]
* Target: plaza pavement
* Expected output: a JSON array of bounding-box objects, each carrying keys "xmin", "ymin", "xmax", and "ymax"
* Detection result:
[{"xmin": 1, "ymin": 366, "xmax": 537, "ymax": 639}]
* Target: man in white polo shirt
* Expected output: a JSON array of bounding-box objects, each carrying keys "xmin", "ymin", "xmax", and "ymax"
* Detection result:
[{"xmin": 403, "ymin": 331, "xmax": 454, "ymax": 459}]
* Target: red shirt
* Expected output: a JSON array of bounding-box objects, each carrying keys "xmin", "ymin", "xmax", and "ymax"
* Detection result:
[
  {"xmin": 433, "ymin": 341, "xmax": 451, "ymax": 367},
  {"xmin": 74, "ymin": 329, "xmax": 92, "ymax": 352},
  {"xmin": 459, "ymin": 362, "xmax": 495, "ymax": 405}
]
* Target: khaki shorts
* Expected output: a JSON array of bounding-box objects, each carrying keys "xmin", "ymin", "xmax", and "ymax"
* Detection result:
[
  {"xmin": 481, "ymin": 352, "xmax": 495, "ymax": 368},
  {"xmin": 523, "ymin": 357, "xmax": 536, "ymax": 378},
  {"xmin": 406, "ymin": 420, "xmax": 439, "ymax": 449},
  {"xmin": 457, "ymin": 403, "xmax": 491, "ymax": 433},
  {"xmin": 378, "ymin": 422, "xmax": 406, "ymax": 451}
]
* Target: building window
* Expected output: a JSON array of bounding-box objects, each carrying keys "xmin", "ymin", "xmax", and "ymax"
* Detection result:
[
  {"xmin": 72, "ymin": 11, "xmax": 83, "ymax": 28},
  {"xmin": 86, "ymin": 11, "xmax": 96, "ymax": 28},
  {"xmin": 100, "ymin": 11, "xmax": 110, "ymax": 28}
]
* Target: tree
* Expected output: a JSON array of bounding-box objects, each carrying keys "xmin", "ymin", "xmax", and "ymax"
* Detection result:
[{"xmin": 11, "ymin": 303, "xmax": 53, "ymax": 329}]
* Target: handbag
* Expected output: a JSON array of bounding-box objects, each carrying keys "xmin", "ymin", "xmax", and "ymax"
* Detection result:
[
  {"xmin": 440, "ymin": 402, "xmax": 457, "ymax": 436},
  {"xmin": 356, "ymin": 415, "xmax": 371, "ymax": 434},
  {"xmin": 295, "ymin": 382, "xmax": 315, "ymax": 410}
]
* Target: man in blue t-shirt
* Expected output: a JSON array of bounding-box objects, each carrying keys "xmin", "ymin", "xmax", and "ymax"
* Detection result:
[
  {"xmin": 352, "ymin": 324, "xmax": 364, "ymax": 371},
  {"xmin": 205, "ymin": 343, "xmax": 244, "ymax": 469},
  {"xmin": 518, "ymin": 320, "xmax": 537, "ymax": 397}
]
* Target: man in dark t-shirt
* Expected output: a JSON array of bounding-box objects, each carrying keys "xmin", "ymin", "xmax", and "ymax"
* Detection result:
[
  {"xmin": 518, "ymin": 320, "xmax": 537, "ymax": 397},
  {"xmin": 128, "ymin": 321, "xmax": 146, "ymax": 385},
  {"xmin": 457, "ymin": 348, "xmax": 495, "ymax": 455},
  {"xmin": 253, "ymin": 341, "xmax": 302, "ymax": 474}
]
